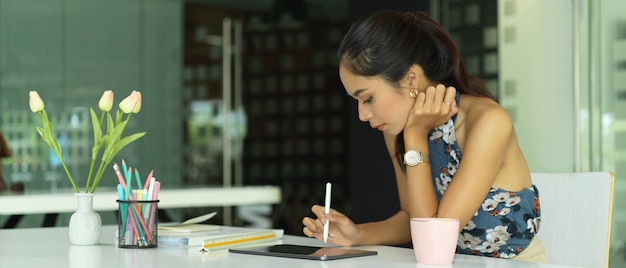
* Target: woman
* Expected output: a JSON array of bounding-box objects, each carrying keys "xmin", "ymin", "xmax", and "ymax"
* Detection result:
[{"xmin": 302, "ymin": 10, "xmax": 547, "ymax": 262}]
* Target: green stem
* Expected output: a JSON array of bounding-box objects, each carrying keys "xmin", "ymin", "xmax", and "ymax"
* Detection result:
[
  {"xmin": 85, "ymin": 156, "xmax": 97, "ymax": 193},
  {"xmin": 90, "ymin": 159, "xmax": 109, "ymax": 193},
  {"xmin": 58, "ymin": 157, "xmax": 79, "ymax": 193},
  {"xmin": 99, "ymin": 112, "xmax": 105, "ymax": 129}
]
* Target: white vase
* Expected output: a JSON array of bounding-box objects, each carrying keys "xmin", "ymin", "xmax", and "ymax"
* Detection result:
[{"xmin": 69, "ymin": 193, "xmax": 102, "ymax": 245}]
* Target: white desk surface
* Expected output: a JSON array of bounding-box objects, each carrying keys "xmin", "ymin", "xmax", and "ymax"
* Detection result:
[
  {"xmin": 0, "ymin": 225, "xmax": 580, "ymax": 268},
  {"xmin": 0, "ymin": 186, "xmax": 281, "ymax": 215}
]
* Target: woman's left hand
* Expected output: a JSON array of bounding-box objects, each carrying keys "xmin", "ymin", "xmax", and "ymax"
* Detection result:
[
  {"xmin": 404, "ymin": 84, "xmax": 458, "ymax": 135},
  {"xmin": 302, "ymin": 205, "xmax": 361, "ymax": 246}
]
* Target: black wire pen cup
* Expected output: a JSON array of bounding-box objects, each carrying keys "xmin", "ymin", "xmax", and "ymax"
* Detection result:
[{"xmin": 116, "ymin": 199, "xmax": 159, "ymax": 248}]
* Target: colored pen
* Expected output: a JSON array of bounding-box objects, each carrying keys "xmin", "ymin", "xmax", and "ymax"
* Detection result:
[
  {"xmin": 113, "ymin": 163, "xmax": 126, "ymax": 186},
  {"xmin": 147, "ymin": 177, "xmax": 155, "ymax": 200},
  {"xmin": 151, "ymin": 180, "xmax": 160, "ymax": 201},
  {"xmin": 122, "ymin": 160, "xmax": 131, "ymax": 193},
  {"xmin": 115, "ymin": 164, "xmax": 134, "ymax": 242},
  {"xmin": 147, "ymin": 181, "xmax": 160, "ymax": 234},
  {"xmin": 323, "ymin": 182, "xmax": 332, "ymax": 243},
  {"xmin": 122, "ymin": 159, "xmax": 130, "ymax": 179},
  {"xmin": 143, "ymin": 170, "xmax": 154, "ymax": 190},
  {"xmin": 134, "ymin": 168, "xmax": 142, "ymax": 193},
  {"xmin": 117, "ymin": 184, "xmax": 124, "ymax": 200},
  {"xmin": 116, "ymin": 183, "xmax": 128, "ymax": 240}
]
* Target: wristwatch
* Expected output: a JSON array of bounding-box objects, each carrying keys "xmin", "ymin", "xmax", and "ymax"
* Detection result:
[{"xmin": 403, "ymin": 149, "xmax": 429, "ymax": 167}]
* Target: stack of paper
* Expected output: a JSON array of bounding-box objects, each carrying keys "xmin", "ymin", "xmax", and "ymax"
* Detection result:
[
  {"xmin": 157, "ymin": 212, "xmax": 283, "ymax": 249},
  {"xmin": 199, "ymin": 227, "xmax": 282, "ymax": 251},
  {"xmin": 159, "ymin": 223, "xmax": 220, "ymax": 236},
  {"xmin": 158, "ymin": 212, "xmax": 220, "ymax": 246}
]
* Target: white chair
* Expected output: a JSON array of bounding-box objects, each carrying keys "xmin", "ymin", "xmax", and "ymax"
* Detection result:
[{"xmin": 532, "ymin": 172, "xmax": 614, "ymax": 268}]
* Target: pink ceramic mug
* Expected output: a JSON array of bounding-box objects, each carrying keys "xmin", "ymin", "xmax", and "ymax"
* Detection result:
[{"xmin": 410, "ymin": 218, "xmax": 459, "ymax": 265}]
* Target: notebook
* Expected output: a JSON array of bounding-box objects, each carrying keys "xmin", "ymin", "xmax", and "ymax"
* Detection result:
[{"xmin": 158, "ymin": 224, "xmax": 282, "ymax": 248}]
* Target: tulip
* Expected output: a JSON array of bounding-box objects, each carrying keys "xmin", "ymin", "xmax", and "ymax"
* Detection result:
[
  {"xmin": 29, "ymin": 91, "xmax": 45, "ymax": 112},
  {"xmin": 98, "ymin": 90, "xmax": 114, "ymax": 112},
  {"xmin": 131, "ymin": 91, "xmax": 142, "ymax": 113},
  {"xmin": 27, "ymin": 89, "xmax": 146, "ymax": 194},
  {"xmin": 119, "ymin": 90, "xmax": 142, "ymax": 114}
]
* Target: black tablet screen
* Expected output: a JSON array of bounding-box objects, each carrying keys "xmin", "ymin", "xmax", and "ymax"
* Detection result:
[{"xmin": 229, "ymin": 244, "xmax": 377, "ymax": 261}]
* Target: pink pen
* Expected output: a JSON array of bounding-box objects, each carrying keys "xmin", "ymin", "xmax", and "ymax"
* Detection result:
[
  {"xmin": 147, "ymin": 181, "xmax": 160, "ymax": 234},
  {"xmin": 143, "ymin": 170, "xmax": 154, "ymax": 190},
  {"xmin": 113, "ymin": 163, "xmax": 126, "ymax": 186},
  {"xmin": 152, "ymin": 181, "xmax": 160, "ymax": 200}
]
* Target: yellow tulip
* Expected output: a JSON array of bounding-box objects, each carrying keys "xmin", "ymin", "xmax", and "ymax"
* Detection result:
[
  {"xmin": 98, "ymin": 90, "xmax": 114, "ymax": 112},
  {"xmin": 29, "ymin": 91, "xmax": 45, "ymax": 112},
  {"xmin": 119, "ymin": 90, "xmax": 142, "ymax": 114},
  {"xmin": 131, "ymin": 90, "xmax": 142, "ymax": 113}
]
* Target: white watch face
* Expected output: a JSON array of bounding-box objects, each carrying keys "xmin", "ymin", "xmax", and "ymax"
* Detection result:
[{"xmin": 404, "ymin": 150, "xmax": 421, "ymax": 166}]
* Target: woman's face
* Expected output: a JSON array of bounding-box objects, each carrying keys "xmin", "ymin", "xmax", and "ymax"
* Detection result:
[{"xmin": 339, "ymin": 64, "xmax": 416, "ymax": 135}]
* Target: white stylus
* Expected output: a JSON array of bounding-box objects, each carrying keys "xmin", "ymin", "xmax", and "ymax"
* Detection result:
[{"xmin": 323, "ymin": 182, "xmax": 332, "ymax": 243}]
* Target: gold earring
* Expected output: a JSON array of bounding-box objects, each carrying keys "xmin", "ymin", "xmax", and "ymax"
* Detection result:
[{"xmin": 409, "ymin": 89, "xmax": 417, "ymax": 99}]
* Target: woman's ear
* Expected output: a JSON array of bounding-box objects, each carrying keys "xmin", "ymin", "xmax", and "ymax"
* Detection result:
[
  {"xmin": 404, "ymin": 64, "xmax": 431, "ymax": 90},
  {"xmin": 401, "ymin": 65, "xmax": 419, "ymax": 88}
]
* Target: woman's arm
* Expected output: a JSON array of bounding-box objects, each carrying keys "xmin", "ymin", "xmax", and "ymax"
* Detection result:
[
  {"xmin": 354, "ymin": 210, "xmax": 412, "ymax": 245},
  {"xmin": 301, "ymin": 133, "xmax": 413, "ymax": 247},
  {"xmin": 437, "ymin": 105, "xmax": 515, "ymax": 226},
  {"xmin": 303, "ymin": 204, "xmax": 411, "ymax": 246},
  {"xmin": 404, "ymin": 100, "xmax": 515, "ymax": 230}
]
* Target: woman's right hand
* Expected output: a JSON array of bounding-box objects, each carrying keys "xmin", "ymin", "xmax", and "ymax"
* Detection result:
[
  {"xmin": 404, "ymin": 84, "xmax": 458, "ymax": 136},
  {"xmin": 302, "ymin": 205, "xmax": 361, "ymax": 246}
]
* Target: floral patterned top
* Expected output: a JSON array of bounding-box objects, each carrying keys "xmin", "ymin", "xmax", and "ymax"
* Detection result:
[{"xmin": 426, "ymin": 93, "xmax": 541, "ymax": 259}]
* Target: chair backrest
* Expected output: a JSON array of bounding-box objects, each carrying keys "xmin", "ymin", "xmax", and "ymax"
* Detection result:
[{"xmin": 532, "ymin": 172, "xmax": 614, "ymax": 268}]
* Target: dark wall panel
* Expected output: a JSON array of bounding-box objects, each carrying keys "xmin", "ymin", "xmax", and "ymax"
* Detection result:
[{"xmin": 345, "ymin": 0, "xmax": 429, "ymax": 224}]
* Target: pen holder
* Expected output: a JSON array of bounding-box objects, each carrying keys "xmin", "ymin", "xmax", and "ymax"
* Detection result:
[{"xmin": 116, "ymin": 199, "xmax": 159, "ymax": 248}]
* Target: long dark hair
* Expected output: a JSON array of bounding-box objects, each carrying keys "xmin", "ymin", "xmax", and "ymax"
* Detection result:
[{"xmin": 337, "ymin": 10, "xmax": 494, "ymax": 164}]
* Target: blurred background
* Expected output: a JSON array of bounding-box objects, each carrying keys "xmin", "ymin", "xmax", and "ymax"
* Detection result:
[{"xmin": 0, "ymin": 0, "xmax": 624, "ymax": 266}]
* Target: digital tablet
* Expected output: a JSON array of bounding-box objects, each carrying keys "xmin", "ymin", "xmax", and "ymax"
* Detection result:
[{"xmin": 228, "ymin": 244, "xmax": 378, "ymax": 261}]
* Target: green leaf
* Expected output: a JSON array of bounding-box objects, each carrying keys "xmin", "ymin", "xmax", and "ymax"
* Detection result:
[
  {"xmin": 39, "ymin": 110, "xmax": 63, "ymax": 153},
  {"xmin": 37, "ymin": 127, "xmax": 60, "ymax": 154},
  {"xmin": 36, "ymin": 127, "xmax": 48, "ymax": 140},
  {"xmin": 41, "ymin": 110, "xmax": 51, "ymax": 128},
  {"xmin": 105, "ymin": 132, "xmax": 146, "ymax": 163},
  {"xmin": 100, "ymin": 118, "xmax": 129, "ymax": 161},
  {"xmin": 109, "ymin": 118, "xmax": 129, "ymax": 144},
  {"xmin": 91, "ymin": 140, "xmax": 104, "ymax": 160},
  {"xmin": 90, "ymin": 108, "xmax": 102, "ymax": 145},
  {"xmin": 36, "ymin": 127, "xmax": 52, "ymax": 147}
]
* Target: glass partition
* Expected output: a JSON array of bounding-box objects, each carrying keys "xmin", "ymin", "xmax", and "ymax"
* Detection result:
[
  {"xmin": 0, "ymin": 0, "xmax": 182, "ymax": 226},
  {"xmin": 0, "ymin": 0, "xmax": 182, "ymax": 190},
  {"xmin": 597, "ymin": 1, "xmax": 626, "ymax": 266},
  {"xmin": 497, "ymin": 0, "xmax": 626, "ymax": 266}
]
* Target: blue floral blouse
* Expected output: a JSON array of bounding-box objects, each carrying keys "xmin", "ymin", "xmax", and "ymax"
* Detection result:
[{"xmin": 426, "ymin": 93, "xmax": 541, "ymax": 259}]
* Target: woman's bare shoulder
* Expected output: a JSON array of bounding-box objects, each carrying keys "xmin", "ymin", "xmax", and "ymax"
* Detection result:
[{"xmin": 460, "ymin": 95, "xmax": 512, "ymax": 127}]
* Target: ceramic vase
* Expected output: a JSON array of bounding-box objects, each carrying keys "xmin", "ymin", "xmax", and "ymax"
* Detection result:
[{"xmin": 69, "ymin": 193, "xmax": 102, "ymax": 245}]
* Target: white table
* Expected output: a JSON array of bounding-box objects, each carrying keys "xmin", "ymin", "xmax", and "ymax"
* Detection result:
[
  {"xmin": 0, "ymin": 225, "xmax": 581, "ymax": 268},
  {"xmin": 0, "ymin": 186, "xmax": 281, "ymax": 227}
]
